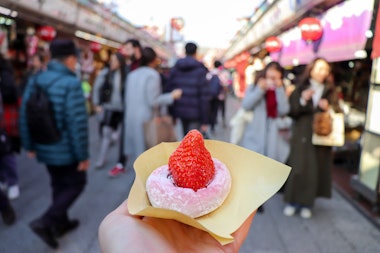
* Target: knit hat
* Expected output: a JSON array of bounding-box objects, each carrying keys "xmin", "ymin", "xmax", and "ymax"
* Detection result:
[{"xmin": 49, "ymin": 38, "xmax": 77, "ymax": 58}]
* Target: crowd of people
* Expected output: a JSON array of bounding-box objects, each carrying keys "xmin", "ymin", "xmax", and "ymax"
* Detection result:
[{"xmin": 0, "ymin": 35, "xmax": 342, "ymax": 251}]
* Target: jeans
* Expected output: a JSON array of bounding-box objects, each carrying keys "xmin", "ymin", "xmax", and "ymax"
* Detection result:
[{"xmin": 0, "ymin": 154, "xmax": 18, "ymax": 186}]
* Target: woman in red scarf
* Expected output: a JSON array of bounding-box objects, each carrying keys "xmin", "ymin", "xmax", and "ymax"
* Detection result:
[{"xmin": 239, "ymin": 61, "xmax": 291, "ymax": 163}]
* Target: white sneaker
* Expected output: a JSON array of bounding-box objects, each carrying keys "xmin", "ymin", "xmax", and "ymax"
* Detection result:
[
  {"xmin": 300, "ymin": 207, "xmax": 312, "ymax": 219},
  {"xmin": 283, "ymin": 205, "xmax": 296, "ymax": 216},
  {"xmin": 8, "ymin": 185, "xmax": 20, "ymax": 200}
]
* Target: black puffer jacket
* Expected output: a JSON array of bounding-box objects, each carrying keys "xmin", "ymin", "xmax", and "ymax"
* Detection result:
[{"xmin": 166, "ymin": 56, "xmax": 210, "ymax": 124}]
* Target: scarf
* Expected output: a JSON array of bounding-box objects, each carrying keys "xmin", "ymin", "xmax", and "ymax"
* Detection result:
[{"xmin": 265, "ymin": 89, "xmax": 277, "ymax": 118}]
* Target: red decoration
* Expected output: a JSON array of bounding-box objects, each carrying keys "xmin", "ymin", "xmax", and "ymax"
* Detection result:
[
  {"xmin": 90, "ymin": 42, "xmax": 101, "ymax": 53},
  {"xmin": 38, "ymin": 26, "xmax": 56, "ymax": 42},
  {"xmin": 171, "ymin": 17, "xmax": 184, "ymax": 31},
  {"xmin": 265, "ymin": 36, "xmax": 282, "ymax": 52},
  {"xmin": 298, "ymin": 17, "xmax": 323, "ymax": 41}
]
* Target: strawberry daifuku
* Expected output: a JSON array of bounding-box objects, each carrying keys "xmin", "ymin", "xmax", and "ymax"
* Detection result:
[{"xmin": 146, "ymin": 130, "xmax": 232, "ymax": 218}]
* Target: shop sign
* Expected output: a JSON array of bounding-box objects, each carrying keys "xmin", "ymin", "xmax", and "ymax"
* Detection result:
[
  {"xmin": 76, "ymin": 8, "xmax": 106, "ymax": 35},
  {"xmin": 224, "ymin": 0, "xmax": 296, "ymax": 60},
  {"xmin": 40, "ymin": 0, "xmax": 77, "ymax": 24},
  {"xmin": 273, "ymin": 0, "xmax": 374, "ymax": 66},
  {"xmin": 12, "ymin": 0, "xmax": 40, "ymax": 11}
]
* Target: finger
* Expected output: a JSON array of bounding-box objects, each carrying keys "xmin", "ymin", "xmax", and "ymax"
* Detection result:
[{"xmin": 231, "ymin": 211, "xmax": 256, "ymax": 250}]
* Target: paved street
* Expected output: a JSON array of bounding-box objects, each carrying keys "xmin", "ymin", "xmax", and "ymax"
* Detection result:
[{"xmin": 1, "ymin": 95, "xmax": 380, "ymax": 253}]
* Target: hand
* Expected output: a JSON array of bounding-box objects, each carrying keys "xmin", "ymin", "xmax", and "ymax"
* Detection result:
[
  {"xmin": 94, "ymin": 106, "xmax": 103, "ymax": 113},
  {"xmin": 27, "ymin": 151, "xmax": 36, "ymax": 159},
  {"xmin": 171, "ymin": 89, "xmax": 182, "ymax": 100},
  {"xmin": 318, "ymin": 99, "xmax": 330, "ymax": 111},
  {"xmin": 257, "ymin": 78, "xmax": 266, "ymax": 90},
  {"xmin": 78, "ymin": 159, "xmax": 90, "ymax": 171},
  {"xmin": 99, "ymin": 199, "xmax": 256, "ymax": 253},
  {"xmin": 301, "ymin": 89, "xmax": 314, "ymax": 101}
]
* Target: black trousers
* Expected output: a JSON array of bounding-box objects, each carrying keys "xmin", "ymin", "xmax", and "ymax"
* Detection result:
[{"xmin": 39, "ymin": 163, "xmax": 87, "ymax": 225}]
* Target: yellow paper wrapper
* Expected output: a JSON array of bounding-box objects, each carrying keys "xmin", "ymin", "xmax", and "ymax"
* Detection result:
[{"xmin": 128, "ymin": 140, "xmax": 291, "ymax": 245}]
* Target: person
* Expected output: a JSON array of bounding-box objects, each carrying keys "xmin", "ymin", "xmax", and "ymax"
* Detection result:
[
  {"xmin": 0, "ymin": 90, "xmax": 16, "ymax": 226},
  {"xmin": 19, "ymin": 51, "xmax": 47, "ymax": 95},
  {"xmin": 123, "ymin": 47, "xmax": 182, "ymax": 162},
  {"xmin": 283, "ymin": 57, "xmax": 342, "ymax": 219},
  {"xmin": 244, "ymin": 56, "xmax": 264, "ymax": 88},
  {"xmin": 108, "ymin": 38, "xmax": 142, "ymax": 177},
  {"xmin": 240, "ymin": 62, "xmax": 290, "ymax": 163},
  {"xmin": 166, "ymin": 42, "xmax": 210, "ymax": 137},
  {"xmin": 19, "ymin": 38, "xmax": 89, "ymax": 249},
  {"xmin": 0, "ymin": 53, "xmax": 22, "ymax": 200},
  {"xmin": 240, "ymin": 62, "xmax": 290, "ymax": 213},
  {"xmin": 98, "ymin": 199, "xmax": 255, "ymax": 253},
  {"xmin": 92, "ymin": 52, "xmax": 126, "ymax": 170},
  {"xmin": 208, "ymin": 60, "xmax": 230, "ymax": 132}
]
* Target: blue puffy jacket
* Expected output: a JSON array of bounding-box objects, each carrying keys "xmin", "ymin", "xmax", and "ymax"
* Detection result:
[
  {"xmin": 166, "ymin": 56, "xmax": 210, "ymax": 124},
  {"xmin": 19, "ymin": 60, "xmax": 89, "ymax": 166}
]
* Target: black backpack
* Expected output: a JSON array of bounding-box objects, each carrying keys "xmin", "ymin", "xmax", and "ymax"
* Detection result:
[
  {"xmin": 209, "ymin": 74, "xmax": 222, "ymax": 99},
  {"xmin": 26, "ymin": 75, "xmax": 62, "ymax": 144}
]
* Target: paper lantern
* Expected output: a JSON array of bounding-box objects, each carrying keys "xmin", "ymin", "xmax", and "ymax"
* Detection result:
[
  {"xmin": 90, "ymin": 42, "xmax": 101, "ymax": 53},
  {"xmin": 37, "ymin": 26, "xmax": 56, "ymax": 42},
  {"xmin": 170, "ymin": 17, "xmax": 184, "ymax": 31},
  {"xmin": 265, "ymin": 36, "xmax": 282, "ymax": 52},
  {"xmin": 298, "ymin": 17, "xmax": 323, "ymax": 41}
]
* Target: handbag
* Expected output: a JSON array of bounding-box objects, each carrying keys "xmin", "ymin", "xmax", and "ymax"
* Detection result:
[
  {"xmin": 312, "ymin": 111, "xmax": 345, "ymax": 147},
  {"xmin": 313, "ymin": 111, "xmax": 333, "ymax": 136},
  {"xmin": 144, "ymin": 108, "xmax": 177, "ymax": 149}
]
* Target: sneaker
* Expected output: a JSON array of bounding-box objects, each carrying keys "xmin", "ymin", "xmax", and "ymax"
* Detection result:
[
  {"xmin": 283, "ymin": 204, "xmax": 296, "ymax": 216},
  {"xmin": 8, "ymin": 185, "xmax": 20, "ymax": 200},
  {"xmin": 300, "ymin": 207, "xmax": 312, "ymax": 219},
  {"xmin": 108, "ymin": 165, "xmax": 126, "ymax": 177}
]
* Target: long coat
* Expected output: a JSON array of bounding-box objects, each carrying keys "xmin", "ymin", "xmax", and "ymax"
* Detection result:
[
  {"xmin": 284, "ymin": 79, "xmax": 341, "ymax": 206},
  {"xmin": 123, "ymin": 66, "xmax": 174, "ymax": 161},
  {"xmin": 240, "ymin": 85, "xmax": 290, "ymax": 163}
]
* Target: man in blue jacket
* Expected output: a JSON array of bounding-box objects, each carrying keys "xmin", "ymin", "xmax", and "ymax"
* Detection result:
[
  {"xmin": 19, "ymin": 38, "xmax": 89, "ymax": 249},
  {"xmin": 166, "ymin": 42, "xmax": 210, "ymax": 136}
]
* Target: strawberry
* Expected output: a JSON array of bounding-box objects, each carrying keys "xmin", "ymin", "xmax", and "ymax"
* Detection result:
[{"xmin": 168, "ymin": 129, "xmax": 215, "ymax": 191}]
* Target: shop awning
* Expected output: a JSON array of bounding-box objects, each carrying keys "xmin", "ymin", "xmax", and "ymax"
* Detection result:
[
  {"xmin": 271, "ymin": 0, "xmax": 374, "ymax": 66},
  {"xmin": 371, "ymin": 4, "xmax": 380, "ymax": 59}
]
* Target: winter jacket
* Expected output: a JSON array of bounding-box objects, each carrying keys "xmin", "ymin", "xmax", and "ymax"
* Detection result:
[
  {"xmin": 166, "ymin": 56, "xmax": 210, "ymax": 124},
  {"xmin": 19, "ymin": 60, "xmax": 89, "ymax": 166}
]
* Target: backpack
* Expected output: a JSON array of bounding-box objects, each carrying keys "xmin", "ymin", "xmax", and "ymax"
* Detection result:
[
  {"xmin": 209, "ymin": 74, "xmax": 221, "ymax": 99},
  {"xmin": 26, "ymin": 75, "xmax": 62, "ymax": 144}
]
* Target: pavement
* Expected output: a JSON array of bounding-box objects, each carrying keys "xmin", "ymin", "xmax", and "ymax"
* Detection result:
[{"xmin": 1, "ymin": 95, "xmax": 380, "ymax": 253}]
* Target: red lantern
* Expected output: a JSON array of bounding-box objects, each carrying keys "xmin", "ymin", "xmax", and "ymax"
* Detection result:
[
  {"xmin": 171, "ymin": 17, "xmax": 184, "ymax": 31},
  {"xmin": 298, "ymin": 17, "xmax": 323, "ymax": 41},
  {"xmin": 265, "ymin": 36, "xmax": 282, "ymax": 52},
  {"xmin": 37, "ymin": 26, "xmax": 56, "ymax": 42},
  {"xmin": 90, "ymin": 42, "xmax": 101, "ymax": 53}
]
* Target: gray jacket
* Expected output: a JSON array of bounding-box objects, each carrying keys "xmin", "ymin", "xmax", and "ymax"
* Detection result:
[{"xmin": 240, "ymin": 85, "xmax": 291, "ymax": 163}]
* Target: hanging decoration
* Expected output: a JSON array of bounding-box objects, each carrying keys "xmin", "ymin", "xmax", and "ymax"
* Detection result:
[
  {"xmin": 265, "ymin": 36, "xmax": 282, "ymax": 52},
  {"xmin": 298, "ymin": 17, "xmax": 323, "ymax": 42},
  {"xmin": 90, "ymin": 41, "xmax": 101, "ymax": 53},
  {"xmin": 37, "ymin": 26, "xmax": 56, "ymax": 42}
]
